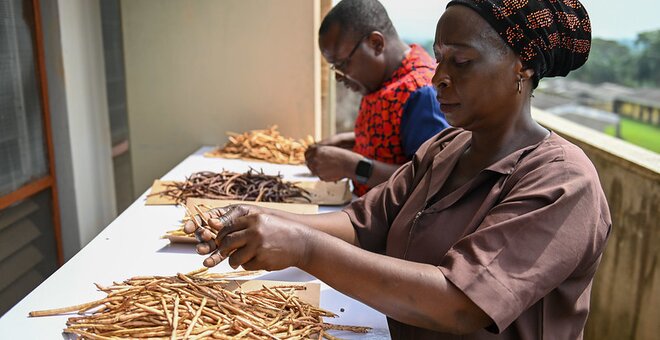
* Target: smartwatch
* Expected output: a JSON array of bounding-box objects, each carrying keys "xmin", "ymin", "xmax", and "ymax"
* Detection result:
[{"xmin": 355, "ymin": 158, "xmax": 373, "ymax": 185}]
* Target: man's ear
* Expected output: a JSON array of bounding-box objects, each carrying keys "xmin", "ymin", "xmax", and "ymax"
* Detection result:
[{"xmin": 367, "ymin": 31, "xmax": 385, "ymax": 55}]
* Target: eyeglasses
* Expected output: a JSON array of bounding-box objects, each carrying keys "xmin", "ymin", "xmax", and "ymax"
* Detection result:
[{"xmin": 330, "ymin": 34, "xmax": 369, "ymax": 77}]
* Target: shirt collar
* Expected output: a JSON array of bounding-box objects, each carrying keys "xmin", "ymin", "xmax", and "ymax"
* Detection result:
[
  {"xmin": 483, "ymin": 131, "xmax": 554, "ymax": 175},
  {"xmin": 380, "ymin": 44, "xmax": 436, "ymax": 89}
]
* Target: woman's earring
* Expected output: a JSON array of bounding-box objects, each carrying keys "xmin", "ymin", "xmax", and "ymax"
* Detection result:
[{"xmin": 517, "ymin": 78, "xmax": 523, "ymax": 94}]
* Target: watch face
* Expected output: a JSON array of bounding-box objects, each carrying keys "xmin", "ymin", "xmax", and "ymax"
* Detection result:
[{"xmin": 356, "ymin": 159, "xmax": 373, "ymax": 177}]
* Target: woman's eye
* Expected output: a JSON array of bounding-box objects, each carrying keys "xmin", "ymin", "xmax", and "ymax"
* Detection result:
[{"xmin": 454, "ymin": 59, "xmax": 470, "ymax": 66}]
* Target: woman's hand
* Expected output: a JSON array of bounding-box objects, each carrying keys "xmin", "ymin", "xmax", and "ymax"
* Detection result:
[
  {"xmin": 183, "ymin": 205, "xmax": 313, "ymax": 270},
  {"xmin": 217, "ymin": 213, "xmax": 313, "ymax": 271},
  {"xmin": 183, "ymin": 204, "xmax": 262, "ymax": 265}
]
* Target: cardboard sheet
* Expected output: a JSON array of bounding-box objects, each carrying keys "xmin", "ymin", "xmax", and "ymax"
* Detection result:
[
  {"xmin": 186, "ymin": 198, "xmax": 319, "ymax": 214},
  {"xmin": 227, "ymin": 280, "xmax": 320, "ymax": 307},
  {"xmin": 146, "ymin": 179, "xmax": 351, "ymax": 206},
  {"xmin": 295, "ymin": 180, "xmax": 353, "ymax": 206},
  {"xmin": 144, "ymin": 180, "xmax": 178, "ymax": 205},
  {"xmin": 162, "ymin": 198, "xmax": 319, "ymax": 243}
]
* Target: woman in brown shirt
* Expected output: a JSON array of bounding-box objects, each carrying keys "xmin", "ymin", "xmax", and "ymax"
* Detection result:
[{"xmin": 186, "ymin": 0, "xmax": 611, "ymax": 338}]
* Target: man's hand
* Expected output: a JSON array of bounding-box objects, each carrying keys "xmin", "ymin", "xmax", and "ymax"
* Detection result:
[
  {"xmin": 304, "ymin": 145, "xmax": 360, "ymax": 182},
  {"xmin": 316, "ymin": 132, "xmax": 355, "ymax": 149}
]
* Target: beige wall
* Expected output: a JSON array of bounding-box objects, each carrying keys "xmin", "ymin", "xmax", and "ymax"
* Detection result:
[
  {"xmin": 121, "ymin": 0, "xmax": 322, "ymax": 193},
  {"xmin": 533, "ymin": 108, "xmax": 660, "ymax": 340}
]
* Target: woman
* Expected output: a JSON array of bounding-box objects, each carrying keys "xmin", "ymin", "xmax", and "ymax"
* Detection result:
[{"xmin": 185, "ymin": 0, "xmax": 611, "ymax": 338}]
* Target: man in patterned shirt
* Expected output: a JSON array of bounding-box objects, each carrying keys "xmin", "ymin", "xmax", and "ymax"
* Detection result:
[{"xmin": 305, "ymin": 0, "xmax": 450, "ymax": 196}]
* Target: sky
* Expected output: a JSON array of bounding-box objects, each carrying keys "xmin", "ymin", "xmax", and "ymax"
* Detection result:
[{"xmin": 364, "ymin": 0, "xmax": 660, "ymax": 43}]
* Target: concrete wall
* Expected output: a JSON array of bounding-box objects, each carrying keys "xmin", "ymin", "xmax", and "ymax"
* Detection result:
[
  {"xmin": 41, "ymin": 0, "xmax": 117, "ymax": 259},
  {"xmin": 121, "ymin": 0, "xmax": 322, "ymax": 194},
  {"xmin": 533, "ymin": 108, "xmax": 660, "ymax": 340}
]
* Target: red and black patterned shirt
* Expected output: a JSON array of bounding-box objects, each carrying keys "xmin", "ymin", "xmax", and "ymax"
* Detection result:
[{"xmin": 353, "ymin": 44, "xmax": 448, "ymax": 196}]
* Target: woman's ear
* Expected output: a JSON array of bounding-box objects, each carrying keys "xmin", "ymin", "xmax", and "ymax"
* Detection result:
[
  {"xmin": 367, "ymin": 31, "xmax": 385, "ymax": 55},
  {"xmin": 515, "ymin": 60, "xmax": 535, "ymax": 82},
  {"xmin": 521, "ymin": 67, "xmax": 535, "ymax": 82}
]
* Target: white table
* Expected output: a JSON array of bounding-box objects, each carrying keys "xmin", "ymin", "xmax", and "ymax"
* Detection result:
[{"xmin": 0, "ymin": 147, "xmax": 390, "ymax": 339}]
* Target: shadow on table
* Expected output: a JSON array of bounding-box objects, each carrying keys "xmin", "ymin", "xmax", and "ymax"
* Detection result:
[
  {"xmin": 155, "ymin": 242, "xmax": 197, "ymax": 254},
  {"xmin": 294, "ymin": 171, "xmax": 316, "ymax": 177},
  {"xmin": 251, "ymin": 267, "xmax": 315, "ymax": 281}
]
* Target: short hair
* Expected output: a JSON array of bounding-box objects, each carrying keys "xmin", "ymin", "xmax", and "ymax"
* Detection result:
[{"xmin": 319, "ymin": 0, "xmax": 397, "ymax": 40}]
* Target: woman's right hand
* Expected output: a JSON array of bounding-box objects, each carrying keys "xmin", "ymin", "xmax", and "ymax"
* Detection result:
[
  {"xmin": 183, "ymin": 205, "xmax": 264, "ymax": 260},
  {"xmin": 183, "ymin": 204, "xmax": 314, "ymax": 269}
]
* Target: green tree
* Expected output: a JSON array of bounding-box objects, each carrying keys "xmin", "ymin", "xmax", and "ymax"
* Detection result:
[
  {"xmin": 635, "ymin": 30, "xmax": 660, "ymax": 87},
  {"xmin": 569, "ymin": 38, "xmax": 635, "ymax": 86}
]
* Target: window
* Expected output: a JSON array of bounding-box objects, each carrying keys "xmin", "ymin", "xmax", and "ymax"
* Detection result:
[
  {"xmin": 0, "ymin": 0, "xmax": 60, "ymax": 316},
  {"xmin": 0, "ymin": 0, "xmax": 48, "ymax": 196}
]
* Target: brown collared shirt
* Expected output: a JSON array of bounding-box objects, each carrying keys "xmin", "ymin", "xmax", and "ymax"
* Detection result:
[{"xmin": 344, "ymin": 128, "xmax": 611, "ymax": 339}]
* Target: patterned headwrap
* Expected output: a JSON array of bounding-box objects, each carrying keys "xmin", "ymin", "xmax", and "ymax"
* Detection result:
[{"xmin": 447, "ymin": 0, "xmax": 591, "ymax": 80}]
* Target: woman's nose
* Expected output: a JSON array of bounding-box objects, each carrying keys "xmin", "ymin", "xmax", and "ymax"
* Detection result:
[{"xmin": 432, "ymin": 64, "xmax": 450, "ymax": 90}]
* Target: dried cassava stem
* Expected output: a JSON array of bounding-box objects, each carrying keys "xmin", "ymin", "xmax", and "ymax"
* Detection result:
[
  {"xmin": 205, "ymin": 125, "xmax": 314, "ymax": 165},
  {"xmin": 182, "ymin": 204, "xmax": 216, "ymax": 238},
  {"xmin": 29, "ymin": 270, "xmax": 370, "ymax": 339},
  {"xmin": 149, "ymin": 169, "xmax": 310, "ymax": 205},
  {"xmin": 28, "ymin": 296, "xmax": 123, "ymax": 317},
  {"xmin": 183, "ymin": 297, "xmax": 206, "ymax": 340},
  {"xmin": 171, "ymin": 294, "xmax": 180, "ymax": 340}
]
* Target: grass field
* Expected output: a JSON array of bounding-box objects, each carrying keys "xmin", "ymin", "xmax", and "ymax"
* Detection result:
[{"xmin": 604, "ymin": 118, "xmax": 660, "ymax": 153}]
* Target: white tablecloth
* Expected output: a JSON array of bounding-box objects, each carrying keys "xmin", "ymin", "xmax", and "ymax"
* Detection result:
[{"xmin": 0, "ymin": 147, "xmax": 390, "ymax": 339}]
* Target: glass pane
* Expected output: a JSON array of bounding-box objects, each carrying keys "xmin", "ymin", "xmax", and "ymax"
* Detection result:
[
  {"xmin": 101, "ymin": 0, "xmax": 130, "ymax": 146},
  {"xmin": 101, "ymin": 0, "xmax": 135, "ymax": 212},
  {"xmin": 0, "ymin": 0, "xmax": 48, "ymax": 197}
]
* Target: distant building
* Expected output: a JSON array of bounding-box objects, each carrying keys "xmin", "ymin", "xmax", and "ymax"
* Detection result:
[
  {"xmin": 535, "ymin": 78, "xmax": 660, "ymax": 127},
  {"xmin": 546, "ymin": 104, "xmax": 620, "ymax": 136},
  {"xmin": 613, "ymin": 88, "xmax": 660, "ymax": 126}
]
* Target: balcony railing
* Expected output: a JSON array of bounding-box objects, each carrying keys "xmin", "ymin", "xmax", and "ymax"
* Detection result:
[{"xmin": 532, "ymin": 108, "xmax": 660, "ymax": 340}]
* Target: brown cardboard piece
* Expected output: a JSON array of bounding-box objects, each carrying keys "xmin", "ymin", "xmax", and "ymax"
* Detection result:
[
  {"xmin": 162, "ymin": 198, "xmax": 319, "ymax": 243},
  {"xmin": 146, "ymin": 179, "xmax": 352, "ymax": 206},
  {"xmin": 226, "ymin": 280, "xmax": 320, "ymax": 307},
  {"xmin": 294, "ymin": 180, "xmax": 353, "ymax": 205},
  {"xmin": 145, "ymin": 180, "xmax": 178, "ymax": 205},
  {"xmin": 186, "ymin": 198, "xmax": 319, "ymax": 214}
]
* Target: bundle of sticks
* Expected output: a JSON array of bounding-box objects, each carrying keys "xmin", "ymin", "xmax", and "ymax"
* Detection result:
[
  {"xmin": 162, "ymin": 204, "xmax": 213, "ymax": 243},
  {"xmin": 205, "ymin": 126, "xmax": 315, "ymax": 165},
  {"xmin": 149, "ymin": 169, "xmax": 310, "ymax": 205},
  {"xmin": 29, "ymin": 268, "xmax": 370, "ymax": 339}
]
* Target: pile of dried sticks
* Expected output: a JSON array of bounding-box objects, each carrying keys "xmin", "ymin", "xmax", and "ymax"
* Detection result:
[
  {"xmin": 29, "ymin": 268, "xmax": 370, "ymax": 339},
  {"xmin": 149, "ymin": 169, "xmax": 310, "ymax": 205},
  {"xmin": 205, "ymin": 126, "xmax": 314, "ymax": 165}
]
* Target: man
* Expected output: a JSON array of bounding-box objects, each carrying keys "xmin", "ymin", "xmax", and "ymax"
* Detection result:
[{"xmin": 305, "ymin": 0, "xmax": 449, "ymax": 196}]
